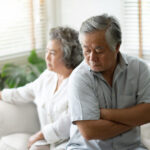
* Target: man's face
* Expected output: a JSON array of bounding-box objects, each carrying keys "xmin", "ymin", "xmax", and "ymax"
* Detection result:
[{"xmin": 80, "ymin": 30, "xmax": 119, "ymax": 73}]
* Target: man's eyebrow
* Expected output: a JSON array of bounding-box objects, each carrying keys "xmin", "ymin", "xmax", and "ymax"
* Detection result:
[
  {"xmin": 95, "ymin": 46, "xmax": 104, "ymax": 49},
  {"xmin": 82, "ymin": 45, "xmax": 89, "ymax": 48},
  {"xmin": 95, "ymin": 46, "xmax": 104, "ymax": 50}
]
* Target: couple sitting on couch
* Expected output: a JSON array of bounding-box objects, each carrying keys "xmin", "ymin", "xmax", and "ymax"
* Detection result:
[{"xmin": 1, "ymin": 14, "xmax": 150, "ymax": 150}]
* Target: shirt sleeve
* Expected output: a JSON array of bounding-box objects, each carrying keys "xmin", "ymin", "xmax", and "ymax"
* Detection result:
[
  {"xmin": 68, "ymin": 70, "xmax": 100, "ymax": 123},
  {"xmin": 42, "ymin": 111, "xmax": 71, "ymax": 144},
  {"xmin": 2, "ymin": 83, "xmax": 34, "ymax": 104},
  {"xmin": 137, "ymin": 61, "xmax": 150, "ymax": 104},
  {"xmin": 1, "ymin": 70, "xmax": 48, "ymax": 105}
]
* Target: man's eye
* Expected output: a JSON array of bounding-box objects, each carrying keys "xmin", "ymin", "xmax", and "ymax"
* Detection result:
[
  {"xmin": 86, "ymin": 50, "xmax": 90, "ymax": 53},
  {"xmin": 96, "ymin": 50, "xmax": 103, "ymax": 54},
  {"xmin": 95, "ymin": 48, "xmax": 103, "ymax": 54},
  {"xmin": 84, "ymin": 49, "xmax": 90, "ymax": 53},
  {"xmin": 84, "ymin": 48, "xmax": 91, "ymax": 52}
]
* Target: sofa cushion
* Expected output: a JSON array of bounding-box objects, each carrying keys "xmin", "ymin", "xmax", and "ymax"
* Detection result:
[
  {"xmin": 0, "ymin": 101, "xmax": 40, "ymax": 138},
  {"xmin": 141, "ymin": 123, "xmax": 150, "ymax": 150},
  {"xmin": 0, "ymin": 133, "xmax": 31, "ymax": 150}
]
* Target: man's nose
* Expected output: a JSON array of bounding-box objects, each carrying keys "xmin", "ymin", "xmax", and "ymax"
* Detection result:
[{"xmin": 90, "ymin": 52, "xmax": 97, "ymax": 61}]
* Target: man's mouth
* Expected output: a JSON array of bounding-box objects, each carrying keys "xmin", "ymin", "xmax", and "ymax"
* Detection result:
[{"xmin": 90, "ymin": 62, "xmax": 100, "ymax": 67}]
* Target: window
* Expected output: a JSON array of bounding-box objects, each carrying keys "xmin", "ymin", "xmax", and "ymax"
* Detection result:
[
  {"xmin": 0, "ymin": 0, "xmax": 47, "ymax": 58},
  {"xmin": 122, "ymin": 0, "xmax": 150, "ymax": 62}
]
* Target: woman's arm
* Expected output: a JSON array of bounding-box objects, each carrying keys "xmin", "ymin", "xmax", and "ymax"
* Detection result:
[
  {"xmin": 0, "ymin": 70, "xmax": 48, "ymax": 104},
  {"xmin": 28, "ymin": 131, "xmax": 44, "ymax": 149},
  {"xmin": 1, "ymin": 83, "xmax": 35, "ymax": 104},
  {"xmin": 42, "ymin": 112, "xmax": 71, "ymax": 144}
]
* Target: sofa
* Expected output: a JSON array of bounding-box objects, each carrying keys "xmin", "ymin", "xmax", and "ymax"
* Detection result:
[
  {"xmin": 0, "ymin": 101, "xmax": 40, "ymax": 150},
  {"xmin": 0, "ymin": 100, "xmax": 150, "ymax": 150},
  {"xmin": 141, "ymin": 123, "xmax": 150, "ymax": 149}
]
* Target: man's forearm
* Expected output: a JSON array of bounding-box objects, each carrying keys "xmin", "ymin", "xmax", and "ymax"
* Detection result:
[
  {"xmin": 101, "ymin": 103, "xmax": 150, "ymax": 127},
  {"xmin": 75, "ymin": 119, "xmax": 132, "ymax": 140}
]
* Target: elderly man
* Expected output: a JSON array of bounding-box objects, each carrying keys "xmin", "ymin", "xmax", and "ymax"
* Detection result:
[{"xmin": 67, "ymin": 14, "xmax": 150, "ymax": 150}]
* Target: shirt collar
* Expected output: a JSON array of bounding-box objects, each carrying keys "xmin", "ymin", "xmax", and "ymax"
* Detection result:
[{"xmin": 118, "ymin": 52, "xmax": 128, "ymax": 68}]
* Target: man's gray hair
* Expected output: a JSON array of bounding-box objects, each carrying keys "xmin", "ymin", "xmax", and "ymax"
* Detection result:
[
  {"xmin": 49, "ymin": 26, "xmax": 83, "ymax": 69},
  {"xmin": 79, "ymin": 14, "xmax": 122, "ymax": 51}
]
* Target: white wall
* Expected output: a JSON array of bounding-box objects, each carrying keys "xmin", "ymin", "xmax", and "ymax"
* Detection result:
[
  {"xmin": 0, "ymin": 0, "xmax": 124, "ymax": 69},
  {"xmin": 56, "ymin": 0, "xmax": 124, "ymax": 30}
]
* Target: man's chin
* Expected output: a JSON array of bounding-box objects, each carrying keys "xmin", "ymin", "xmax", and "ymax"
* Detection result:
[{"xmin": 90, "ymin": 67, "xmax": 102, "ymax": 72}]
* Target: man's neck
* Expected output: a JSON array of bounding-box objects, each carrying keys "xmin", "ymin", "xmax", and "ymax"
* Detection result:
[{"xmin": 102, "ymin": 58, "xmax": 119, "ymax": 87}]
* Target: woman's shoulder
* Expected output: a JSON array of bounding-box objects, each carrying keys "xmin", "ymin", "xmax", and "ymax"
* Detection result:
[
  {"xmin": 40, "ymin": 69, "xmax": 56, "ymax": 77},
  {"xmin": 36, "ymin": 69, "xmax": 57, "ymax": 83}
]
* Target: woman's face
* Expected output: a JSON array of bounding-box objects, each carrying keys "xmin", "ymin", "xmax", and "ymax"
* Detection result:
[{"xmin": 45, "ymin": 40, "xmax": 66, "ymax": 73}]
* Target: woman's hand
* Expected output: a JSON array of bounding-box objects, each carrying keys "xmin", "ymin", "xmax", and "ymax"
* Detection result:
[{"xmin": 28, "ymin": 131, "xmax": 44, "ymax": 149}]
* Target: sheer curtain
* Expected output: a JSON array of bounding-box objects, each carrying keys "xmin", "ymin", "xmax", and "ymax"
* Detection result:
[
  {"xmin": 0, "ymin": 0, "xmax": 47, "ymax": 58},
  {"xmin": 122, "ymin": 0, "xmax": 150, "ymax": 62}
]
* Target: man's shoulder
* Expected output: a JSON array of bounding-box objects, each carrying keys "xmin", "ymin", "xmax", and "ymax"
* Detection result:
[
  {"xmin": 70, "ymin": 60, "xmax": 93, "ymax": 84},
  {"xmin": 122, "ymin": 53, "xmax": 139, "ymax": 63},
  {"xmin": 122, "ymin": 53, "xmax": 149, "ymax": 70}
]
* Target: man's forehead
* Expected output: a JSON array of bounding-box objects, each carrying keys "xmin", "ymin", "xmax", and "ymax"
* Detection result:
[{"xmin": 80, "ymin": 31, "xmax": 106, "ymax": 45}]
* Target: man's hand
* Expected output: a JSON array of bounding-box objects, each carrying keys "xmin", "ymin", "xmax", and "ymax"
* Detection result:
[{"xmin": 28, "ymin": 131, "xmax": 44, "ymax": 149}]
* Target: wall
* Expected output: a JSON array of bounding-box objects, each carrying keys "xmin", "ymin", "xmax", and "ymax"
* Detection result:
[
  {"xmin": 0, "ymin": 0, "xmax": 124, "ymax": 69},
  {"xmin": 56, "ymin": 0, "xmax": 124, "ymax": 30}
]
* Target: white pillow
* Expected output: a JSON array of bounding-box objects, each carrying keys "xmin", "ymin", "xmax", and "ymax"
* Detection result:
[
  {"xmin": 0, "ymin": 133, "xmax": 31, "ymax": 150},
  {"xmin": 0, "ymin": 101, "xmax": 40, "ymax": 137}
]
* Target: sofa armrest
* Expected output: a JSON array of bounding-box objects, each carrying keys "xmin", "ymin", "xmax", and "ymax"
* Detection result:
[
  {"xmin": 141, "ymin": 123, "xmax": 150, "ymax": 150},
  {"xmin": 0, "ymin": 101, "xmax": 40, "ymax": 138}
]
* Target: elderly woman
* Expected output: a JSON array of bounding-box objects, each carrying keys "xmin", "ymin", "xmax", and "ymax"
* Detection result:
[{"xmin": 0, "ymin": 27, "xmax": 83, "ymax": 150}]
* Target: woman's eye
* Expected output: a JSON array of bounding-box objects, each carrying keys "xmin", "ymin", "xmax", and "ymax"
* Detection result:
[
  {"xmin": 50, "ymin": 52, "xmax": 55, "ymax": 55},
  {"xmin": 46, "ymin": 50, "xmax": 55, "ymax": 55}
]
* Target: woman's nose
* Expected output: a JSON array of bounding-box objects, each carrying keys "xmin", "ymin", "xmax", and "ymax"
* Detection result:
[{"xmin": 45, "ymin": 52, "xmax": 51, "ymax": 61}]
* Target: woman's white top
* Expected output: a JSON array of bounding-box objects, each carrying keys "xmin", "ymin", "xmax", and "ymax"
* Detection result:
[{"xmin": 1, "ymin": 69, "xmax": 71, "ymax": 149}]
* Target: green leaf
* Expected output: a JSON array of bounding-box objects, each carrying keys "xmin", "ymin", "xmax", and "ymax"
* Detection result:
[
  {"xmin": 1, "ymin": 50, "xmax": 46, "ymax": 88},
  {"xmin": 28, "ymin": 50, "xmax": 46, "ymax": 73}
]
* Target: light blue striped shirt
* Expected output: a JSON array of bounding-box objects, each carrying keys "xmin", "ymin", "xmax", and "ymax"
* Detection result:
[{"xmin": 67, "ymin": 53, "xmax": 150, "ymax": 150}]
